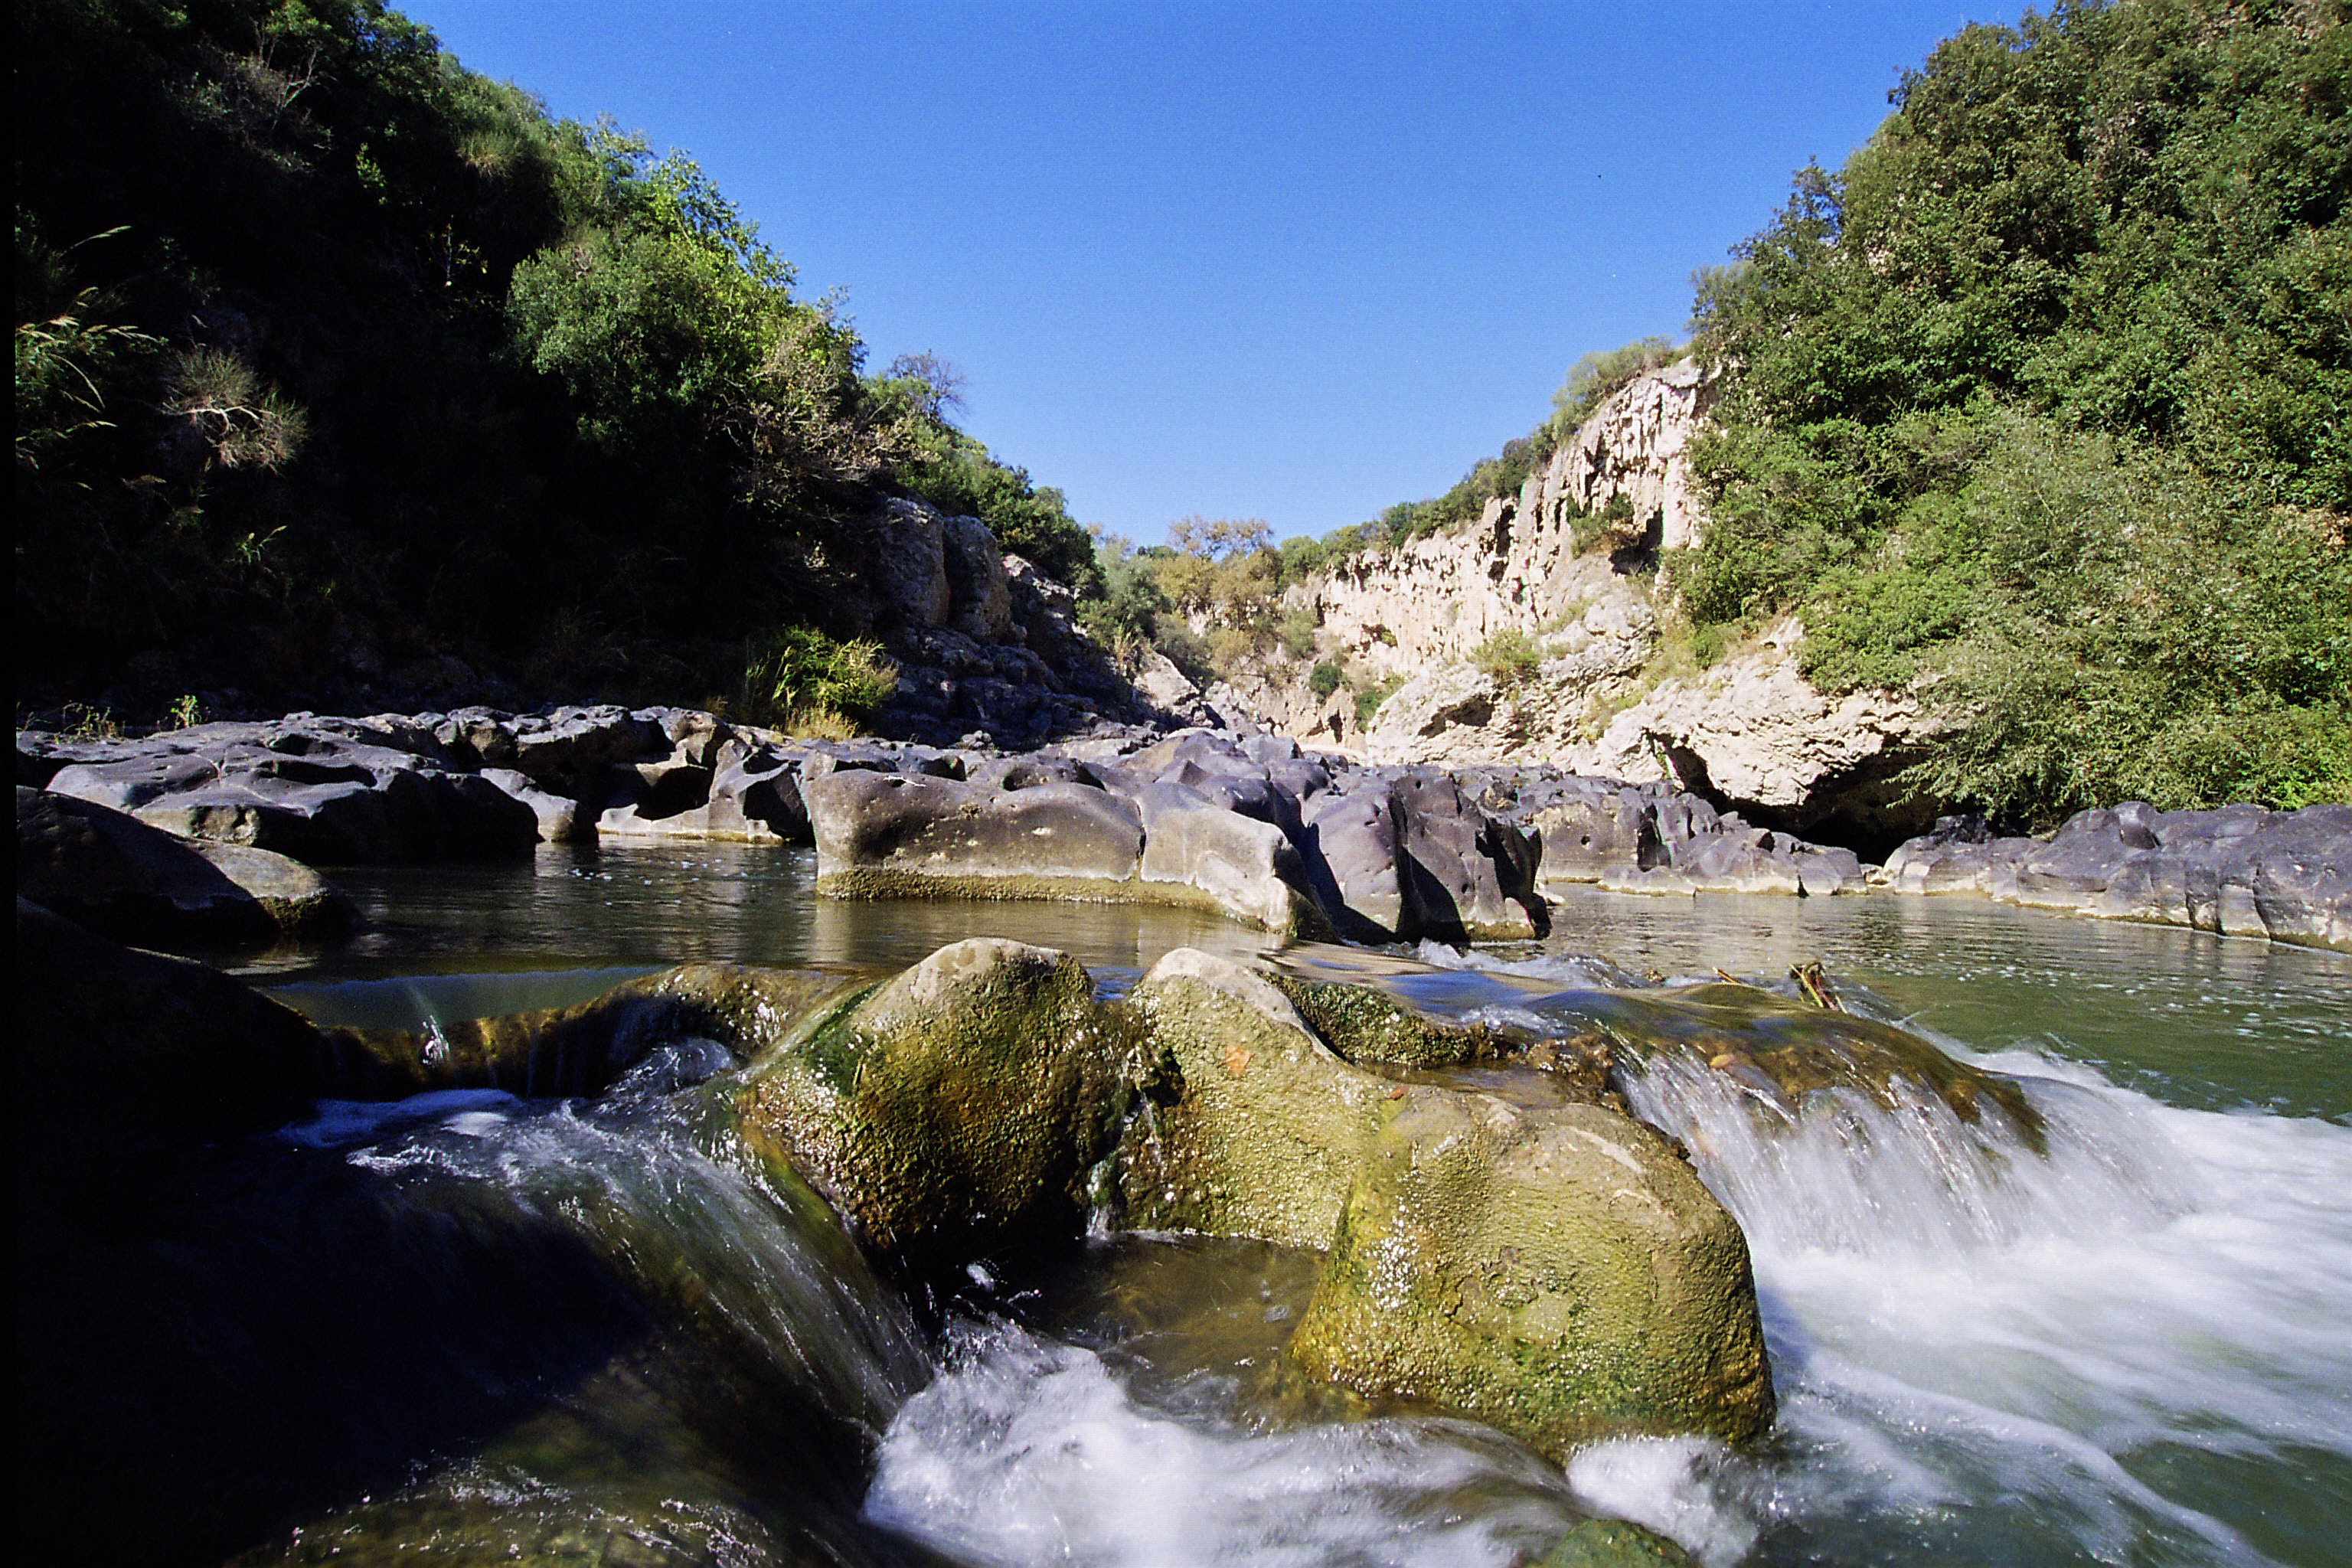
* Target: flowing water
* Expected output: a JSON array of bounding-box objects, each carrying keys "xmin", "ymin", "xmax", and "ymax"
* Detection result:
[{"xmin": 178, "ymin": 848, "xmax": 2349, "ymax": 1565}]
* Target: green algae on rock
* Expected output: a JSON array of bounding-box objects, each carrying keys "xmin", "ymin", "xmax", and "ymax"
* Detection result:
[
  {"xmin": 1289, "ymin": 1083, "xmax": 1776, "ymax": 1453},
  {"xmin": 735, "ymin": 938, "xmax": 1137, "ymax": 1267},
  {"xmin": 318, "ymin": 963, "xmax": 859, "ymax": 1101},
  {"xmin": 1117, "ymin": 947, "xmax": 1399, "ymax": 1250},
  {"xmin": 1265, "ymin": 969, "xmax": 1504, "ymax": 1069}
]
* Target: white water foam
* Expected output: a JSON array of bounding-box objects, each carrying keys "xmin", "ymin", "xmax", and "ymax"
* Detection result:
[
  {"xmin": 1598, "ymin": 1044, "xmax": 2352, "ymax": 1566},
  {"xmin": 865, "ymin": 1321, "xmax": 1585, "ymax": 1567}
]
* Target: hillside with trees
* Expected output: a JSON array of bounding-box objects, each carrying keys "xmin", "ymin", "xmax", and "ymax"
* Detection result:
[
  {"xmin": 1325, "ymin": 0, "xmax": 2347, "ymax": 826},
  {"xmin": 13, "ymin": 0, "xmax": 1098, "ymax": 727},
  {"xmin": 1680, "ymin": 0, "xmax": 2348, "ymax": 821}
]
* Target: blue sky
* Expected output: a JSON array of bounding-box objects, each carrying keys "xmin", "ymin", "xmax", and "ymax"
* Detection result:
[{"xmin": 408, "ymin": 1, "xmax": 2013, "ymax": 544}]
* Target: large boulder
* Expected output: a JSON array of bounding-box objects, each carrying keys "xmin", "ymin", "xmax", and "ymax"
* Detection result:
[
  {"xmin": 15, "ymin": 897, "xmax": 332, "ymax": 1148},
  {"xmin": 1878, "ymin": 800, "xmax": 2350, "ymax": 951},
  {"xmin": 18, "ymin": 787, "xmax": 354, "ymax": 946},
  {"xmin": 1116, "ymin": 948, "xmax": 1395, "ymax": 1250},
  {"xmin": 871, "ymin": 497, "xmax": 953, "ymax": 628},
  {"xmin": 1132, "ymin": 782, "xmax": 1325, "ymax": 937},
  {"xmin": 1287, "ymin": 1086, "xmax": 1776, "ymax": 1452},
  {"xmin": 1394, "ymin": 771, "xmax": 1543, "ymax": 938},
  {"xmin": 1301, "ymin": 783, "xmax": 1413, "ymax": 939},
  {"xmin": 734, "ymin": 939, "xmax": 1129, "ymax": 1266},
  {"xmin": 807, "ymin": 769, "xmax": 1145, "ymax": 893},
  {"xmin": 1116, "ymin": 949, "xmax": 1776, "ymax": 1454}
]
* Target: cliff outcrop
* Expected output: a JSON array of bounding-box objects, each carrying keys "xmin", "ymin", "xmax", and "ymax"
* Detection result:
[{"xmin": 1233, "ymin": 361, "xmax": 1934, "ymax": 852}]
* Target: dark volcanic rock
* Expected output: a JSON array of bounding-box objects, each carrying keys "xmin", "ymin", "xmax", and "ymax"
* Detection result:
[{"xmin": 18, "ymin": 788, "xmax": 354, "ymax": 946}]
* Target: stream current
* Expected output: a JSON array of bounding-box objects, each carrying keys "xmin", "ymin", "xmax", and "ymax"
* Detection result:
[{"xmin": 227, "ymin": 844, "xmax": 2347, "ymax": 1566}]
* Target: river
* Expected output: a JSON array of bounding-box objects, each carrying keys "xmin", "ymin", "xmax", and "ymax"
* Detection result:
[{"xmin": 218, "ymin": 844, "xmax": 2347, "ymax": 1566}]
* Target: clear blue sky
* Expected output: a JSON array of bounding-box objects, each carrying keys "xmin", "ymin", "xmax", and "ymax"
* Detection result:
[{"xmin": 407, "ymin": 0, "xmax": 2012, "ymax": 544}]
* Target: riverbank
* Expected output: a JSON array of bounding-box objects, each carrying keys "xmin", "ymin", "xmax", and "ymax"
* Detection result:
[{"xmin": 19, "ymin": 707, "xmax": 2350, "ymax": 953}]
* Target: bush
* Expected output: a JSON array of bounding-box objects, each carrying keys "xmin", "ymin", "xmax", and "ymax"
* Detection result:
[
  {"xmin": 1354, "ymin": 676, "xmax": 1403, "ymax": 729},
  {"xmin": 741, "ymin": 627, "xmax": 896, "ymax": 730},
  {"xmin": 1278, "ymin": 601, "xmax": 1321, "ymax": 660},
  {"xmin": 1548, "ymin": 337, "xmax": 1680, "ymax": 435},
  {"xmin": 1471, "ymin": 627, "xmax": 1542, "ymax": 688},
  {"xmin": 1676, "ymin": 1, "xmax": 2352, "ymax": 824},
  {"xmin": 1308, "ymin": 662, "xmax": 1341, "ymax": 700}
]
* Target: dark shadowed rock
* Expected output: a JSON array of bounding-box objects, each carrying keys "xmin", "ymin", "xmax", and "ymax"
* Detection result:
[{"xmin": 18, "ymin": 787, "xmax": 353, "ymax": 946}]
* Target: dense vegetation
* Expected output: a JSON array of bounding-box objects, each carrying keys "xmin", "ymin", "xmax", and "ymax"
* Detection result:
[
  {"xmin": 14, "ymin": 0, "xmax": 1095, "ymax": 725},
  {"xmin": 1683, "ymin": 0, "xmax": 2350, "ymax": 818}
]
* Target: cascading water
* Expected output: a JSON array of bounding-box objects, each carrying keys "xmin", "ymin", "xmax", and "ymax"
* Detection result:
[
  {"xmin": 103, "ymin": 852, "xmax": 2343, "ymax": 1568},
  {"xmin": 1571, "ymin": 1008, "xmax": 2352, "ymax": 1566}
]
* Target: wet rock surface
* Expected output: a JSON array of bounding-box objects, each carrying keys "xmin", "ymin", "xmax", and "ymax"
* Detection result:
[{"xmin": 1117, "ymin": 947, "xmax": 1778, "ymax": 1453}]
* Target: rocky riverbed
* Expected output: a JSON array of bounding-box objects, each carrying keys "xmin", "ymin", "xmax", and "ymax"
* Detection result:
[{"xmin": 19, "ymin": 707, "xmax": 2349, "ymax": 953}]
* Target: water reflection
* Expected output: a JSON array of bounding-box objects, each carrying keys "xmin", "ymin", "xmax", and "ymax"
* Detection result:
[{"xmin": 247, "ymin": 844, "xmax": 1275, "ymax": 997}]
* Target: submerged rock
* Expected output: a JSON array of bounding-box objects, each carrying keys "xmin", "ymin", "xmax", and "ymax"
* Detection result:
[
  {"xmin": 320, "ymin": 964, "xmax": 855, "ymax": 1102},
  {"xmin": 1547, "ymin": 980, "xmax": 2046, "ymax": 1154}
]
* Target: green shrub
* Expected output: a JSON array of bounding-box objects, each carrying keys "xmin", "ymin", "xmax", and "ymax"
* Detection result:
[
  {"xmin": 1674, "ymin": 1, "xmax": 2352, "ymax": 824},
  {"xmin": 741, "ymin": 627, "xmax": 896, "ymax": 730},
  {"xmin": 1308, "ymin": 662, "xmax": 1341, "ymax": 700},
  {"xmin": 1470, "ymin": 626, "xmax": 1543, "ymax": 687},
  {"xmin": 1548, "ymin": 337, "xmax": 1680, "ymax": 435},
  {"xmin": 1279, "ymin": 601, "xmax": 1321, "ymax": 660},
  {"xmin": 1354, "ymin": 676, "xmax": 1403, "ymax": 728}
]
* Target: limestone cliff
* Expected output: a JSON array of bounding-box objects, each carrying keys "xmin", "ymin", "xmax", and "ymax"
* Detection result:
[{"xmin": 1228, "ymin": 361, "xmax": 1934, "ymax": 851}]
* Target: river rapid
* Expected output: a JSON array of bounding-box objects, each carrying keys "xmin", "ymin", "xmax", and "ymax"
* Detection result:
[{"xmin": 221, "ymin": 844, "xmax": 2347, "ymax": 1567}]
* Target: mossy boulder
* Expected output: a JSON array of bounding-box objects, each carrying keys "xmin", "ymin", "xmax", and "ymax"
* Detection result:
[
  {"xmin": 1117, "ymin": 948, "xmax": 1398, "ymax": 1250},
  {"xmin": 1116, "ymin": 949, "xmax": 1775, "ymax": 1452},
  {"xmin": 1265, "ymin": 970, "xmax": 1502, "ymax": 1068},
  {"xmin": 735, "ymin": 938, "xmax": 1133, "ymax": 1267},
  {"xmin": 1289, "ymin": 1085, "xmax": 1775, "ymax": 1453}
]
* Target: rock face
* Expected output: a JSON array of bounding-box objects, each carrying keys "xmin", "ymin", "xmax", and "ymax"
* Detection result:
[
  {"xmin": 1200, "ymin": 363, "xmax": 1941, "ymax": 847},
  {"xmin": 1560, "ymin": 622, "xmax": 1935, "ymax": 850},
  {"xmin": 1882, "ymin": 802, "xmax": 2352, "ymax": 952},
  {"xmin": 18, "ymin": 787, "xmax": 354, "ymax": 944},
  {"xmin": 734, "ymin": 939, "xmax": 1130, "ymax": 1266},
  {"xmin": 1114, "ymin": 947, "xmax": 1775, "ymax": 1455}
]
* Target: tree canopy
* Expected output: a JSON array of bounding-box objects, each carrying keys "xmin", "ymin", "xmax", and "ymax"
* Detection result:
[
  {"xmin": 1680, "ymin": 0, "xmax": 2349, "ymax": 821},
  {"xmin": 13, "ymin": 0, "xmax": 1094, "ymax": 714}
]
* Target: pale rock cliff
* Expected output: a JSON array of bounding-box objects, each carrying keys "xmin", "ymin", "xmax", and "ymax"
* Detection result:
[{"xmin": 1223, "ymin": 360, "xmax": 1933, "ymax": 851}]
